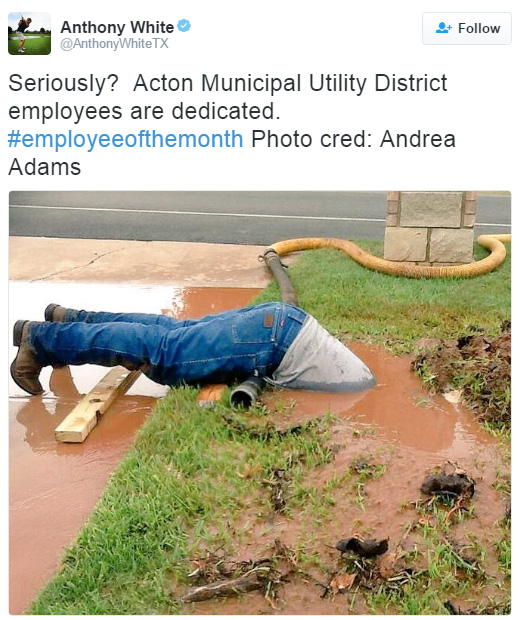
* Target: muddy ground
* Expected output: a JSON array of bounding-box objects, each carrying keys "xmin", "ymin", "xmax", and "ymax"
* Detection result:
[
  {"xmin": 178, "ymin": 345, "xmax": 510, "ymax": 615},
  {"xmin": 412, "ymin": 322, "xmax": 511, "ymax": 429},
  {"xmin": 10, "ymin": 282, "xmax": 510, "ymax": 614}
]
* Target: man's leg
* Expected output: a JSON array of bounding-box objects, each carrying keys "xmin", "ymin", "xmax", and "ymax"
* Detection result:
[
  {"xmin": 18, "ymin": 37, "xmax": 25, "ymax": 52},
  {"xmin": 14, "ymin": 303, "xmax": 299, "ymax": 392},
  {"xmin": 30, "ymin": 321, "xmax": 168, "ymax": 375},
  {"xmin": 45, "ymin": 301, "xmax": 291, "ymax": 331},
  {"xmin": 45, "ymin": 303, "xmax": 195, "ymax": 329}
]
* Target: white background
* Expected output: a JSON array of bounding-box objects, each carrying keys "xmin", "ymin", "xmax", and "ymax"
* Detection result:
[
  {"xmin": 2, "ymin": 0, "xmax": 517, "ymax": 190},
  {"xmin": 4, "ymin": 0, "xmax": 516, "ymax": 615}
]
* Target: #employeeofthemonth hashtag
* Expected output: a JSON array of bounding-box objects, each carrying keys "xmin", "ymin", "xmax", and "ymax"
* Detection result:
[{"xmin": 7, "ymin": 130, "xmax": 244, "ymax": 152}]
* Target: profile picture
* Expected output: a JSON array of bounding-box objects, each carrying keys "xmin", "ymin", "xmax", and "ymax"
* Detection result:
[{"xmin": 8, "ymin": 12, "xmax": 51, "ymax": 55}]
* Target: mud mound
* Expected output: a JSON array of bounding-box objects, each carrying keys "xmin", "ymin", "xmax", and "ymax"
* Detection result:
[{"xmin": 412, "ymin": 321, "xmax": 511, "ymax": 428}]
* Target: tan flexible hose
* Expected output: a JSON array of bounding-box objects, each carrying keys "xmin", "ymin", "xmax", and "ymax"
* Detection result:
[{"xmin": 269, "ymin": 234, "xmax": 510, "ymax": 279}]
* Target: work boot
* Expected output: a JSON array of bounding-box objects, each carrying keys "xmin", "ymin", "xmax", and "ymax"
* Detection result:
[
  {"xmin": 44, "ymin": 303, "xmax": 68, "ymax": 322},
  {"xmin": 11, "ymin": 321, "xmax": 44, "ymax": 395}
]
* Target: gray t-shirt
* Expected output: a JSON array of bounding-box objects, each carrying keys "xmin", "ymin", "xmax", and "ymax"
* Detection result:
[{"xmin": 268, "ymin": 315, "xmax": 375, "ymax": 392}]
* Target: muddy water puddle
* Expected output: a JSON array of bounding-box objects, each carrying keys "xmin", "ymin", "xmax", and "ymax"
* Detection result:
[
  {"xmin": 192, "ymin": 343, "xmax": 508, "ymax": 616},
  {"xmin": 9, "ymin": 287, "xmax": 509, "ymax": 614},
  {"xmin": 9, "ymin": 282, "xmax": 260, "ymax": 614},
  {"xmin": 264, "ymin": 342, "xmax": 493, "ymax": 454}
]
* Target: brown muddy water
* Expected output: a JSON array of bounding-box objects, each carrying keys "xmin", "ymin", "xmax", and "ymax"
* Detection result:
[
  {"xmin": 264, "ymin": 343, "xmax": 495, "ymax": 454},
  {"xmin": 9, "ymin": 285, "xmax": 509, "ymax": 614},
  {"xmin": 192, "ymin": 344, "xmax": 509, "ymax": 615},
  {"xmin": 9, "ymin": 282, "xmax": 259, "ymax": 614}
]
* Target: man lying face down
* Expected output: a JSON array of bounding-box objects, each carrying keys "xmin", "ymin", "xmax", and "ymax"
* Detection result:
[{"xmin": 11, "ymin": 302, "xmax": 376, "ymax": 396}]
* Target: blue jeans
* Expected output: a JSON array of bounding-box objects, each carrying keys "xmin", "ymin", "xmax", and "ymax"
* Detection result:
[{"xmin": 28, "ymin": 302, "xmax": 307, "ymax": 387}]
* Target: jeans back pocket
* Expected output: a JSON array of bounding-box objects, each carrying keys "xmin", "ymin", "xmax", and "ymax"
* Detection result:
[{"xmin": 232, "ymin": 305, "xmax": 280, "ymax": 344}]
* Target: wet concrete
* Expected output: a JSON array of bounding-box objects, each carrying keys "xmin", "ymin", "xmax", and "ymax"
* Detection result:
[
  {"xmin": 9, "ymin": 237, "xmax": 290, "ymax": 288},
  {"xmin": 9, "ymin": 282, "xmax": 260, "ymax": 614}
]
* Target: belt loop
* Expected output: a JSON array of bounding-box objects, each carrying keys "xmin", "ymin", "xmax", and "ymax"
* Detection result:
[{"xmin": 287, "ymin": 305, "xmax": 307, "ymax": 325}]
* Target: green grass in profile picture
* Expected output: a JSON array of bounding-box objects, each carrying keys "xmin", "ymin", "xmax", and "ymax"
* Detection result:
[{"xmin": 8, "ymin": 12, "xmax": 51, "ymax": 55}]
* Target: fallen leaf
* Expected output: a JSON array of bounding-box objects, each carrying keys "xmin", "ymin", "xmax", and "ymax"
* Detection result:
[{"xmin": 329, "ymin": 573, "xmax": 356, "ymax": 594}]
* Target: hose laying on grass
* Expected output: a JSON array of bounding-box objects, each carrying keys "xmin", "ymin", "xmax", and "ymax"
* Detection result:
[
  {"xmin": 238, "ymin": 233, "xmax": 510, "ymax": 408},
  {"xmin": 263, "ymin": 234, "xmax": 511, "ymax": 306}
]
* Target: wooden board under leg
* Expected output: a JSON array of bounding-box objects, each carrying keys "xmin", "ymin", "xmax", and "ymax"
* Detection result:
[{"xmin": 55, "ymin": 367, "xmax": 140, "ymax": 443}]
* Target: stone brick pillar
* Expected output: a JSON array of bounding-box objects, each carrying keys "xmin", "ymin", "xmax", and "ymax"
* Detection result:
[{"xmin": 384, "ymin": 192, "xmax": 477, "ymax": 265}]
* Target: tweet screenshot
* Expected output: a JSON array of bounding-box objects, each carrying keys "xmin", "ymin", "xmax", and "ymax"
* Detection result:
[{"xmin": 5, "ymin": 1, "xmax": 515, "ymax": 615}]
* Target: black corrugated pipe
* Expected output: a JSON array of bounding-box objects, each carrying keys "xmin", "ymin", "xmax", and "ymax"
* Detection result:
[
  {"xmin": 230, "ymin": 248, "xmax": 297, "ymax": 410},
  {"xmin": 262, "ymin": 247, "xmax": 298, "ymax": 306},
  {"xmin": 230, "ymin": 376, "xmax": 265, "ymax": 409}
]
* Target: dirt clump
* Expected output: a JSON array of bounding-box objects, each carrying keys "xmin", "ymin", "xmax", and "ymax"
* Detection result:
[
  {"xmin": 444, "ymin": 599, "xmax": 511, "ymax": 615},
  {"xmin": 335, "ymin": 537, "xmax": 389, "ymax": 558},
  {"xmin": 412, "ymin": 321, "xmax": 511, "ymax": 428},
  {"xmin": 420, "ymin": 462, "xmax": 475, "ymax": 500},
  {"xmin": 322, "ymin": 536, "xmax": 421, "ymax": 602}
]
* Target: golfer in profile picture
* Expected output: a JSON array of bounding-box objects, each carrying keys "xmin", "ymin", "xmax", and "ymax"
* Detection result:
[{"xmin": 16, "ymin": 15, "xmax": 32, "ymax": 53}]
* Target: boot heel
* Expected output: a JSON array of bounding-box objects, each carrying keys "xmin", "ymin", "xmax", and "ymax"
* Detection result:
[
  {"xmin": 44, "ymin": 303, "xmax": 59, "ymax": 321},
  {"xmin": 13, "ymin": 320, "xmax": 29, "ymax": 347}
]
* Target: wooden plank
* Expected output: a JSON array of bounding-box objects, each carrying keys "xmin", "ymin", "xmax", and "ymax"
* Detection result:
[
  {"xmin": 55, "ymin": 367, "xmax": 140, "ymax": 443},
  {"xmin": 196, "ymin": 384, "xmax": 227, "ymax": 408}
]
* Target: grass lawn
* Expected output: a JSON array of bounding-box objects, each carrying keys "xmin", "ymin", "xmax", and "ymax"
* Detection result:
[
  {"xmin": 256, "ymin": 240, "xmax": 511, "ymax": 354},
  {"xmin": 8, "ymin": 35, "xmax": 51, "ymax": 55},
  {"xmin": 30, "ymin": 392, "xmax": 336, "ymax": 614},
  {"xmin": 28, "ymin": 241, "xmax": 510, "ymax": 614}
]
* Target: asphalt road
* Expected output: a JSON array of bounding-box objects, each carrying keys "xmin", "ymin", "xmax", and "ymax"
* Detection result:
[{"xmin": 9, "ymin": 191, "xmax": 511, "ymax": 245}]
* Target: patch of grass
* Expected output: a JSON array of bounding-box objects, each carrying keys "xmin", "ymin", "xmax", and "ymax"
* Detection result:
[
  {"xmin": 495, "ymin": 537, "xmax": 511, "ymax": 579},
  {"xmin": 255, "ymin": 241, "xmax": 510, "ymax": 353},
  {"xmin": 29, "ymin": 388, "xmax": 333, "ymax": 614},
  {"xmin": 364, "ymin": 517, "xmax": 503, "ymax": 615},
  {"xmin": 366, "ymin": 577, "xmax": 447, "ymax": 615},
  {"xmin": 346, "ymin": 456, "xmax": 387, "ymax": 512},
  {"xmin": 8, "ymin": 35, "xmax": 51, "ymax": 55},
  {"xmin": 413, "ymin": 325, "xmax": 511, "ymax": 430},
  {"xmin": 492, "ymin": 469, "xmax": 511, "ymax": 497}
]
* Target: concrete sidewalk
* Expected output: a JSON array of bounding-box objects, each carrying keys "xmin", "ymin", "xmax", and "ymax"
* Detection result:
[{"xmin": 9, "ymin": 237, "xmax": 292, "ymax": 288}]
